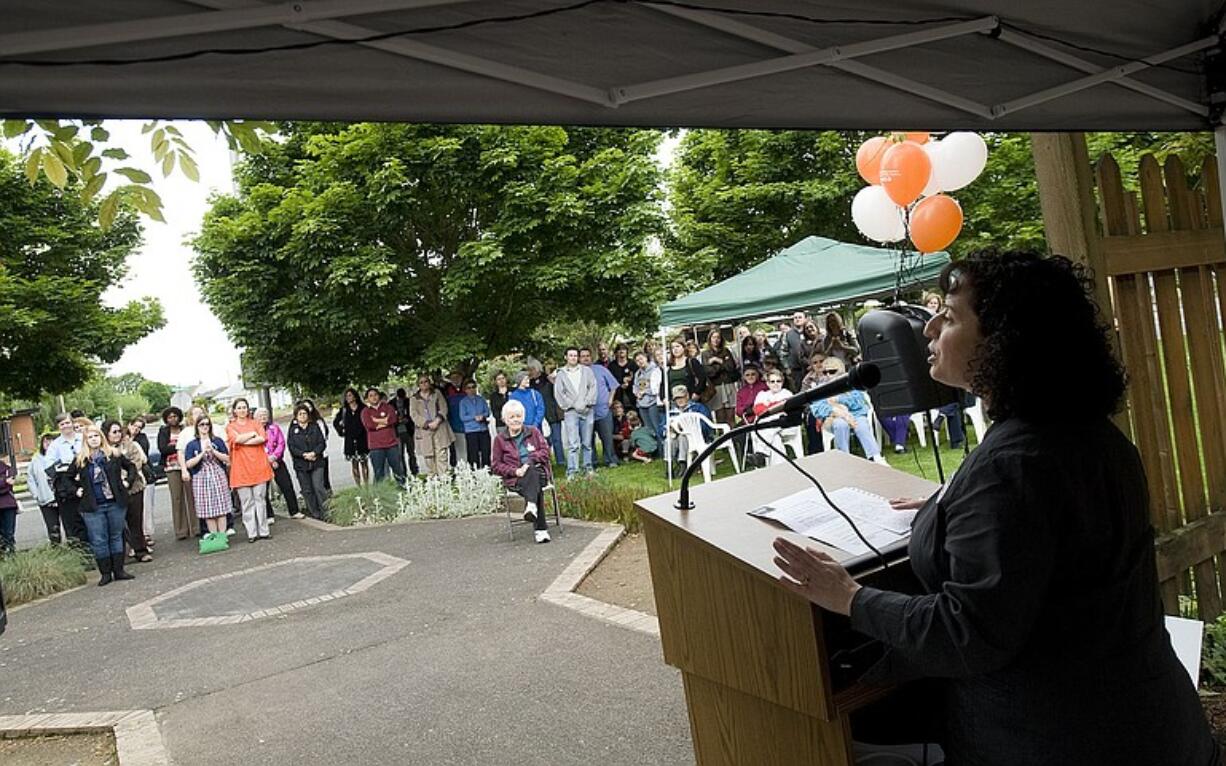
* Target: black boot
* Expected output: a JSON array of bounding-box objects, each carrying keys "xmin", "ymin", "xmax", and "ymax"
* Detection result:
[
  {"xmin": 111, "ymin": 554, "xmax": 134, "ymax": 581},
  {"xmin": 97, "ymin": 557, "xmax": 113, "ymax": 586}
]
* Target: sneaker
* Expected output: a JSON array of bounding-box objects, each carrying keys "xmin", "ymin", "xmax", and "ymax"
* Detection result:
[
  {"xmin": 267, "ymin": 517, "xmax": 275, "ymax": 525},
  {"xmin": 225, "ymin": 528, "xmax": 236, "ymax": 537},
  {"xmin": 534, "ymin": 530, "xmax": 551, "ymax": 544},
  {"xmin": 289, "ymin": 513, "xmax": 306, "ymax": 520},
  {"xmin": 893, "ymin": 444, "xmax": 907, "ymax": 454},
  {"xmin": 869, "ymin": 455, "xmax": 889, "ymax": 465},
  {"xmin": 523, "ymin": 502, "xmax": 538, "ymax": 524}
]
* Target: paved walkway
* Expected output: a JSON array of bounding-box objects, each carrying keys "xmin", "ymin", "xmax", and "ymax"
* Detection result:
[
  {"xmin": 2, "ymin": 514, "xmax": 694, "ymax": 764},
  {"xmin": 5, "ymin": 426, "xmax": 694, "ymax": 764}
]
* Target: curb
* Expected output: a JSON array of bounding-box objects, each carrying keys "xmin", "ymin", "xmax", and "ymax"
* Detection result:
[
  {"xmin": 539, "ymin": 524, "xmax": 660, "ymax": 638},
  {"xmin": 0, "ymin": 709, "xmax": 168, "ymax": 766}
]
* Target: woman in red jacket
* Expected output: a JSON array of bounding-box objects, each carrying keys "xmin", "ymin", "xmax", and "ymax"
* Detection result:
[{"xmin": 490, "ymin": 399, "xmax": 553, "ymax": 544}]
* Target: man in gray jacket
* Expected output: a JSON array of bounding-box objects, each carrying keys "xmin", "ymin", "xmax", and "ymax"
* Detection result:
[
  {"xmin": 554, "ymin": 346, "xmax": 598, "ymax": 478},
  {"xmin": 782, "ymin": 309, "xmax": 809, "ymax": 391}
]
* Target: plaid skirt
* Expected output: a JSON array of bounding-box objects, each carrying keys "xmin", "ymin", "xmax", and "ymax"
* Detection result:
[{"xmin": 192, "ymin": 456, "xmax": 232, "ymax": 519}]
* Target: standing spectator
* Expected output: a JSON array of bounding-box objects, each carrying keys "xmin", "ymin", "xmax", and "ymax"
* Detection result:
[
  {"xmin": 739, "ymin": 335, "xmax": 763, "ymax": 371},
  {"xmin": 28, "ymin": 433, "xmax": 61, "ymax": 545},
  {"xmin": 256, "ymin": 408, "xmax": 304, "ymax": 520},
  {"xmin": 128, "ymin": 417, "xmax": 156, "ymax": 549},
  {"xmin": 46, "ymin": 413, "xmax": 89, "ymax": 549},
  {"xmin": 458, "ymin": 381, "xmax": 493, "ymax": 469},
  {"xmin": 701, "ymin": 329, "xmax": 739, "ymax": 426},
  {"xmin": 68, "ymin": 424, "xmax": 138, "ymax": 584},
  {"xmin": 158, "ymin": 407, "xmax": 195, "ymax": 540},
  {"xmin": 606, "ymin": 343, "xmax": 639, "ymax": 412},
  {"xmin": 781, "ymin": 310, "xmax": 809, "ymax": 391},
  {"xmin": 731, "ymin": 326, "xmax": 751, "ymax": 366},
  {"xmin": 183, "ymin": 416, "xmax": 231, "ymax": 540},
  {"xmin": 410, "ymin": 375, "xmax": 454, "ymax": 477},
  {"xmin": 392, "ymin": 388, "xmax": 419, "ymax": 477},
  {"xmin": 299, "ymin": 399, "xmax": 332, "ymax": 492},
  {"xmin": 801, "ymin": 321, "xmax": 823, "ymax": 360},
  {"xmin": 820, "ymin": 311, "xmax": 861, "ymax": 364},
  {"xmin": 361, "ymin": 387, "xmax": 406, "ymax": 486},
  {"xmin": 684, "ymin": 338, "xmax": 701, "ymax": 359},
  {"xmin": 334, "ymin": 388, "xmax": 370, "ymax": 487},
  {"xmin": 107, "ymin": 420, "xmax": 152, "ymax": 563},
  {"xmin": 442, "ymin": 372, "xmax": 468, "ymax": 467},
  {"xmin": 226, "ymin": 398, "xmax": 275, "ymax": 542},
  {"xmin": 487, "ymin": 372, "xmax": 512, "ymax": 436},
  {"xmin": 509, "ymin": 371, "xmax": 546, "ymax": 430},
  {"xmin": 0, "ymin": 456, "xmax": 17, "ymax": 555},
  {"xmin": 924, "ymin": 291, "xmax": 943, "ymax": 315},
  {"xmin": 665, "ymin": 338, "xmax": 707, "ymax": 400},
  {"xmin": 490, "ymin": 400, "xmax": 554, "ymax": 544},
  {"xmin": 752, "ymin": 329, "xmax": 773, "ymax": 360},
  {"xmin": 529, "ymin": 362, "xmax": 564, "ymax": 466},
  {"xmin": 597, "ymin": 343, "xmax": 612, "ymax": 367},
  {"xmin": 554, "ymin": 347, "xmax": 598, "ymax": 478},
  {"xmin": 177, "ymin": 405, "xmax": 227, "ymax": 538},
  {"xmin": 581, "ymin": 348, "xmax": 620, "ymax": 468},
  {"xmin": 631, "ymin": 350, "xmax": 663, "ymax": 451},
  {"xmin": 287, "ymin": 405, "xmax": 329, "ymax": 520}
]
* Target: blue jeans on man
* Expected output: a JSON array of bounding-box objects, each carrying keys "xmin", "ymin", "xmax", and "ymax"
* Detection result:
[
  {"xmin": 563, "ymin": 408, "xmax": 595, "ymax": 477},
  {"xmin": 369, "ymin": 446, "xmax": 406, "ymax": 487},
  {"xmin": 547, "ymin": 421, "xmax": 564, "ymax": 465},
  {"xmin": 81, "ymin": 501, "xmax": 127, "ymax": 560}
]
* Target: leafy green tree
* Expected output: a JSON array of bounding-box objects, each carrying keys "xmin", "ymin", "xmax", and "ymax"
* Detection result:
[
  {"xmin": 137, "ymin": 380, "xmax": 173, "ymax": 412},
  {"xmin": 0, "ymin": 150, "xmax": 164, "ymax": 400},
  {"xmin": 192, "ymin": 123, "xmax": 668, "ymax": 391},
  {"xmin": 666, "ymin": 129, "xmax": 870, "ymax": 289}
]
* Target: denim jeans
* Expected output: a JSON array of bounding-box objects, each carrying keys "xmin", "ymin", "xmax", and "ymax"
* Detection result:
[
  {"xmin": 369, "ymin": 446, "xmax": 406, "ymax": 486},
  {"xmin": 562, "ymin": 409, "xmax": 595, "ymax": 476},
  {"xmin": 937, "ymin": 402, "xmax": 967, "ymax": 446},
  {"xmin": 831, "ymin": 416, "xmax": 883, "ymax": 459},
  {"xmin": 81, "ymin": 501, "xmax": 127, "ymax": 560},
  {"xmin": 547, "ymin": 421, "xmax": 564, "ymax": 465},
  {"xmin": 592, "ymin": 413, "xmax": 618, "ymax": 467}
]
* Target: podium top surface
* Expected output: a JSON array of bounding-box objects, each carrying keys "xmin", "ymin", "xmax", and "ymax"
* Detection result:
[{"xmin": 636, "ymin": 451, "xmax": 940, "ymax": 582}]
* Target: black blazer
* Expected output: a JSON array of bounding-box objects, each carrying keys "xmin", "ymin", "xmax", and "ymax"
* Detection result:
[
  {"xmin": 286, "ymin": 422, "xmax": 327, "ymax": 474},
  {"xmin": 850, "ymin": 417, "xmax": 1217, "ymax": 766},
  {"xmin": 68, "ymin": 452, "xmax": 138, "ymax": 512}
]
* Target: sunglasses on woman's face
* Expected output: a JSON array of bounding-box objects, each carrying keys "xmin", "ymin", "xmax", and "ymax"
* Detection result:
[
  {"xmin": 768, "ymin": 378, "xmax": 783, "ymax": 385},
  {"xmin": 822, "ymin": 368, "xmax": 840, "ymax": 375}
]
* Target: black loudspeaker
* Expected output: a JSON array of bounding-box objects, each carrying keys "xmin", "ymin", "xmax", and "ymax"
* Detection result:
[{"xmin": 857, "ymin": 307, "xmax": 959, "ymax": 418}]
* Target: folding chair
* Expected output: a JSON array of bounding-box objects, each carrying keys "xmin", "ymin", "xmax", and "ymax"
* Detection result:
[
  {"xmin": 502, "ymin": 461, "xmax": 563, "ymax": 541},
  {"xmin": 669, "ymin": 411, "xmax": 740, "ymax": 483}
]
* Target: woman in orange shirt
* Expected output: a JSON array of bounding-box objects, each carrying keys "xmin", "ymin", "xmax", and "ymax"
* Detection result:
[{"xmin": 225, "ymin": 398, "xmax": 274, "ymax": 542}]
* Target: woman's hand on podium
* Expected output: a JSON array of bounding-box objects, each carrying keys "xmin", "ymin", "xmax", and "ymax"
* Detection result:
[
  {"xmin": 772, "ymin": 537, "xmax": 861, "ymax": 616},
  {"xmin": 889, "ymin": 496, "xmax": 926, "ymax": 510}
]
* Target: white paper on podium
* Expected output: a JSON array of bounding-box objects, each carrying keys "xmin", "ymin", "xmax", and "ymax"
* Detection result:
[
  {"xmin": 748, "ymin": 486, "xmax": 911, "ymax": 556},
  {"xmin": 1165, "ymin": 616, "xmax": 1204, "ymax": 688}
]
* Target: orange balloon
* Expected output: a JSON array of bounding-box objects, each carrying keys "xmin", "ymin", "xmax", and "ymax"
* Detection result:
[
  {"xmin": 909, "ymin": 194, "xmax": 963, "ymax": 253},
  {"xmin": 891, "ymin": 131, "xmax": 930, "ymax": 144},
  {"xmin": 856, "ymin": 136, "xmax": 889, "ymax": 185},
  {"xmin": 879, "ymin": 141, "xmax": 932, "ymax": 207}
]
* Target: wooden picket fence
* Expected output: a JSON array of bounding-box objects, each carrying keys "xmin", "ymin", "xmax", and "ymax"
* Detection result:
[{"xmin": 1094, "ymin": 152, "xmax": 1226, "ymax": 621}]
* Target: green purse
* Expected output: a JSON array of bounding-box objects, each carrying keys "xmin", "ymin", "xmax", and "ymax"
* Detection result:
[{"xmin": 198, "ymin": 531, "xmax": 229, "ymax": 555}]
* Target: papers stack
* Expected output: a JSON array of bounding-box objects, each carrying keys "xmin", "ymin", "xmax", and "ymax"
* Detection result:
[{"xmin": 748, "ymin": 486, "xmax": 915, "ymax": 556}]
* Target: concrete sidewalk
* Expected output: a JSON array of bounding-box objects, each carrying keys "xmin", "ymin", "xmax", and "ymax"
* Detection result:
[{"xmin": 1, "ymin": 514, "xmax": 694, "ymax": 765}]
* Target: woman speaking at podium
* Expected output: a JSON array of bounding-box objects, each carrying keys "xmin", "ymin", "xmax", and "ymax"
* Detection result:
[{"xmin": 773, "ymin": 251, "xmax": 1217, "ymax": 765}]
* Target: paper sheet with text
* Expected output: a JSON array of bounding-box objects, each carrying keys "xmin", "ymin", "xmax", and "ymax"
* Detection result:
[{"xmin": 748, "ymin": 486, "xmax": 916, "ymax": 556}]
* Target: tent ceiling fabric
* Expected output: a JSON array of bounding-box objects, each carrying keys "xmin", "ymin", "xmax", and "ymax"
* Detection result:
[
  {"xmin": 1, "ymin": 0, "xmax": 1222, "ymax": 130},
  {"xmin": 657, "ymin": 236, "xmax": 950, "ymax": 327}
]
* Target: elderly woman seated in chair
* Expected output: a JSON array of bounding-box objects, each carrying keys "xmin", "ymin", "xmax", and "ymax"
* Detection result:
[
  {"xmin": 491, "ymin": 399, "xmax": 554, "ymax": 544},
  {"xmin": 809, "ymin": 357, "xmax": 888, "ymax": 464}
]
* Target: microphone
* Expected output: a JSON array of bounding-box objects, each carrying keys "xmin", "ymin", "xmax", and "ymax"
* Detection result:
[{"xmin": 760, "ymin": 362, "xmax": 882, "ymax": 417}]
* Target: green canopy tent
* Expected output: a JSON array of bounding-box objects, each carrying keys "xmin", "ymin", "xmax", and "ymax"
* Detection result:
[{"xmin": 658, "ymin": 235, "xmax": 950, "ymax": 328}]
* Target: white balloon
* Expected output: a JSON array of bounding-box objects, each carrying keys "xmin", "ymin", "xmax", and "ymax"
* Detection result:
[
  {"xmin": 920, "ymin": 140, "xmax": 944, "ymax": 197},
  {"xmin": 852, "ymin": 185, "xmax": 906, "ymax": 243},
  {"xmin": 935, "ymin": 132, "xmax": 987, "ymax": 192}
]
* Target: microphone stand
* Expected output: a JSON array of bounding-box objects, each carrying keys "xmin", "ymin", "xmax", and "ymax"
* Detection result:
[{"xmin": 675, "ymin": 410, "xmax": 803, "ymax": 510}]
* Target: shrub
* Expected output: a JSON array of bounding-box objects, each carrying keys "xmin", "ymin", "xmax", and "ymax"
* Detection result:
[
  {"xmin": 0, "ymin": 545, "xmax": 90, "ymax": 607},
  {"xmin": 329, "ymin": 463, "xmax": 506, "ymax": 527},
  {"xmin": 555, "ymin": 475, "xmax": 644, "ymax": 532},
  {"xmin": 1202, "ymin": 613, "xmax": 1226, "ymax": 689}
]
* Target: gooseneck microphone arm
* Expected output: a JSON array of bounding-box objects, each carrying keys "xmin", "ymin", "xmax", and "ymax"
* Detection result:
[{"xmin": 674, "ymin": 362, "xmax": 882, "ymax": 511}]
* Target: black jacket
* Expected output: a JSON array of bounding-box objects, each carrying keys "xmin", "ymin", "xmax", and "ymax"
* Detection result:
[
  {"xmin": 333, "ymin": 403, "xmax": 369, "ymax": 455},
  {"xmin": 287, "ymin": 422, "xmax": 327, "ymax": 474},
  {"xmin": 68, "ymin": 452, "xmax": 138, "ymax": 512},
  {"xmin": 850, "ymin": 417, "xmax": 1217, "ymax": 766}
]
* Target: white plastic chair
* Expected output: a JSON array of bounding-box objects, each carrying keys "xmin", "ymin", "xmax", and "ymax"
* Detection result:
[
  {"xmin": 669, "ymin": 411, "xmax": 740, "ymax": 482},
  {"xmin": 755, "ymin": 424, "xmax": 804, "ymax": 466}
]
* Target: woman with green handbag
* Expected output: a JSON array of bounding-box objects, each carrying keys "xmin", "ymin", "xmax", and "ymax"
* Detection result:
[{"xmin": 182, "ymin": 417, "xmax": 231, "ymax": 552}]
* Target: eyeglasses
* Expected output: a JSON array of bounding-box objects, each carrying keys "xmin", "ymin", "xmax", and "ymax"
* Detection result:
[
  {"xmin": 767, "ymin": 378, "xmax": 783, "ymax": 384},
  {"xmin": 822, "ymin": 369, "xmax": 840, "ymax": 375}
]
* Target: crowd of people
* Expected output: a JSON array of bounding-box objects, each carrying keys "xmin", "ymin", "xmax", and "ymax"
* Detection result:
[{"xmin": 0, "ymin": 301, "xmax": 966, "ymax": 560}]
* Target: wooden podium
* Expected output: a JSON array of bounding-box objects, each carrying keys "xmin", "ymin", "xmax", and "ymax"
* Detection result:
[{"xmin": 636, "ymin": 450, "xmax": 939, "ymax": 765}]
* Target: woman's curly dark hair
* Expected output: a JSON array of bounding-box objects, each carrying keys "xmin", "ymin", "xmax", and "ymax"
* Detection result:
[{"xmin": 940, "ymin": 250, "xmax": 1126, "ymax": 422}]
